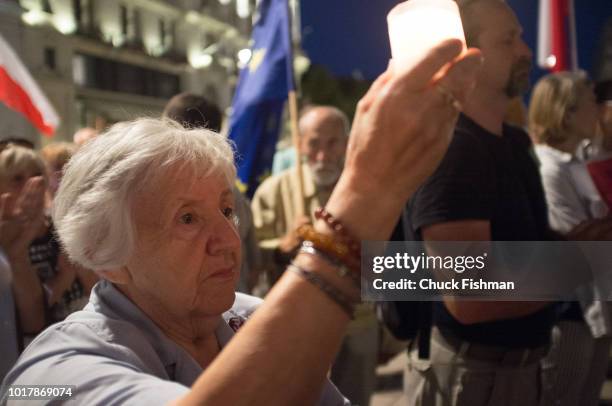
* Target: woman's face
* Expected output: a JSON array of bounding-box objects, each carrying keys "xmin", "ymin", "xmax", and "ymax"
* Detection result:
[
  {"xmin": 568, "ymin": 85, "xmax": 599, "ymax": 140},
  {"xmin": 125, "ymin": 166, "xmax": 241, "ymax": 321},
  {"xmin": 0, "ymin": 165, "xmax": 45, "ymax": 196}
]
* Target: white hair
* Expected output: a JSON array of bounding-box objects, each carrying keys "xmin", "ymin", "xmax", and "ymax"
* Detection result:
[
  {"xmin": 299, "ymin": 106, "xmax": 351, "ymax": 136},
  {"xmin": 53, "ymin": 118, "xmax": 236, "ymax": 271}
]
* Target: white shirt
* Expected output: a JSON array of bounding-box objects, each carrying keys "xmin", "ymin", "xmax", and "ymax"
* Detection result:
[
  {"xmin": 535, "ymin": 144, "xmax": 612, "ymax": 337},
  {"xmin": 535, "ymin": 144, "xmax": 608, "ymax": 234}
]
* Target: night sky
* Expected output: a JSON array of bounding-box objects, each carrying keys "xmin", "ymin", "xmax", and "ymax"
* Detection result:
[{"xmin": 300, "ymin": 0, "xmax": 611, "ymax": 86}]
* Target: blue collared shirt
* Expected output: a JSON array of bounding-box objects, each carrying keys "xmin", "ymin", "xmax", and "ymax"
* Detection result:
[
  {"xmin": 0, "ymin": 248, "xmax": 19, "ymax": 383},
  {"xmin": 1, "ymin": 280, "xmax": 349, "ymax": 405}
]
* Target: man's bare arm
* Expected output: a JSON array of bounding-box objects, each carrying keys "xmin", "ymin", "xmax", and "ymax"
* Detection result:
[{"xmin": 422, "ymin": 220, "xmax": 549, "ymax": 325}]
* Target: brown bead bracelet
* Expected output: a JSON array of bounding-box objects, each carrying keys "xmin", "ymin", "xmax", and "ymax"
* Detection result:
[
  {"xmin": 314, "ymin": 207, "xmax": 361, "ymax": 257},
  {"xmin": 296, "ymin": 224, "xmax": 360, "ymax": 273}
]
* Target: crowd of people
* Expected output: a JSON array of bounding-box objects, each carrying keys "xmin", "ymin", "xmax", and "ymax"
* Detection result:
[{"xmin": 1, "ymin": 0, "xmax": 612, "ymax": 405}]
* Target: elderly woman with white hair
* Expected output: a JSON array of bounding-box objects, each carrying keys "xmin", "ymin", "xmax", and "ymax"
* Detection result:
[{"xmin": 1, "ymin": 40, "xmax": 482, "ymax": 405}]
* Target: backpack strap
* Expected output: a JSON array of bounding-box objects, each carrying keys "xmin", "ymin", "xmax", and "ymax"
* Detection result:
[{"xmin": 417, "ymin": 302, "xmax": 432, "ymax": 359}]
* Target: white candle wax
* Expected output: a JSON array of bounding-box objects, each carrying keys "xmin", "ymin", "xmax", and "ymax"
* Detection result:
[{"xmin": 387, "ymin": 0, "xmax": 466, "ymax": 74}]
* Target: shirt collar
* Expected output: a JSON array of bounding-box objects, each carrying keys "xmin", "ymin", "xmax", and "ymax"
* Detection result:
[
  {"xmin": 456, "ymin": 113, "xmax": 517, "ymax": 139},
  {"xmin": 88, "ymin": 281, "xmax": 237, "ymax": 373},
  {"xmin": 534, "ymin": 144, "xmax": 575, "ymax": 164},
  {"xmin": 455, "ymin": 113, "xmax": 503, "ymax": 138}
]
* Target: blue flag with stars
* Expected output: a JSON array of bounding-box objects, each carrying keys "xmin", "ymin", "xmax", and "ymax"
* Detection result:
[{"xmin": 228, "ymin": 0, "xmax": 295, "ymax": 197}]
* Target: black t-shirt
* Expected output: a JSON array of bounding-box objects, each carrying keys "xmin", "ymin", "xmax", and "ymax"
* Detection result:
[{"xmin": 404, "ymin": 114, "xmax": 556, "ymax": 348}]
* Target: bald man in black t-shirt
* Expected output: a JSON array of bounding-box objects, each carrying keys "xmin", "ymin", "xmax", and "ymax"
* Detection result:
[
  {"xmin": 401, "ymin": 1, "xmax": 612, "ymax": 405},
  {"xmin": 401, "ymin": 1, "xmax": 553, "ymax": 405}
]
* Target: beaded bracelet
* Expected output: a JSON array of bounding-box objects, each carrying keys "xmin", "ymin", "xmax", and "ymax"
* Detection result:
[
  {"xmin": 296, "ymin": 224, "xmax": 360, "ymax": 272},
  {"xmin": 299, "ymin": 241, "xmax": 361, "ymax": 288},
  {"xmin": 314, "ymin": 207, "xmax": 361, "ymax": 257},
  {"xmin": 288, "ymin": 263, "xmax": 355, "ymax": 319}
]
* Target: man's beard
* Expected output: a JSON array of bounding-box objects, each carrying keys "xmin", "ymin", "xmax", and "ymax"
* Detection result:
[
  {"xmin": 310, "ymin": 162, "xmax": 342, "ymax": 187},
  {"xmin": 505, "ymin": 58, "xmax": 532, "ymax": 98}
]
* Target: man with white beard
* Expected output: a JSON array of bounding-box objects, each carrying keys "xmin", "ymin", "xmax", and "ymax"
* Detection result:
[
  {"xmin": 251, "ymin": 105, "xmax": 379, "ymax": 406},
  {"xmin": 252, "ymin": 105, "xmax": 349, "ymax": 279}
]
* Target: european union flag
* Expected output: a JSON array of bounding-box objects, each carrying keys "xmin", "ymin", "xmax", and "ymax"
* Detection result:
[{"xmin": 228, "ymin": 0, "xmax": 295, "ymax": 197}]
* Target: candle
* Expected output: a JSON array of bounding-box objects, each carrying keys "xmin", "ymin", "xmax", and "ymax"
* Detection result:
[{"xmin": 387, "ymin": 0, "xmax": 466, "ymax": 74}]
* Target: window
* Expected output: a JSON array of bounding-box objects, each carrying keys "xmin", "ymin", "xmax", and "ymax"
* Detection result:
[
  {"xmin": 118, "ymin": 6, "xmax": 143, "ymax": 47},
  {"xmin": 159, "ymin": 19, "xmax": 167, "ymax": 47},
  {"xmin": 120, "ymin": 5, "xmax": 129, "ymax": 36},
  {"xmin": 73, "ymin": 0, "xmax": 93, "ymax": 33},
  {"xmin": 73, "ymin": 0, "xmax": 81, "ymax": 23},
  {"xmin": 133, "ymin": 9, "xmax": 142, "ymax": 44},
  {"xmin": 72, "ymin": 53, "xmax": 180, "ymax": 99},
  {"xmin": 169, "ymin": 21, "xmax": 176, "ymax": 49},
  {"xmin": 44, "ymin": 48, "xmax": 56, "ymax": 71},
  {"xmin": 42, "ymin": 0, "xmax": 53, "ymax": 13}
]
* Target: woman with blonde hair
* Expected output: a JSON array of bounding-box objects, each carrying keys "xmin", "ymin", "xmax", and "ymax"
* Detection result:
[
  {"xmin": 529, "ymin": 71, "xmax": 610, "ymax": 406},
  {"xmin": 0, "ymin": 144, "xmax": 97, "ymax": 330},
  {"xmin": 0, "ymin": 144, "xmax": 48, "ymax": 356},
  {"xmin": 530, "ymin": 71, "xmax": 607, "ymax": 229}
]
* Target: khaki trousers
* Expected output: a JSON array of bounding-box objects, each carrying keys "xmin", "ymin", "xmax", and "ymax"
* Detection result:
[{"xmin": 404, "ymin": 329, "xmax": 546, "ymax": 406}]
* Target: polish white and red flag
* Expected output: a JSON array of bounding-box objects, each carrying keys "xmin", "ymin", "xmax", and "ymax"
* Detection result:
[
  {"xmin": 537, "ymin": 0, "xmax": 578, "ymax": 72},
  {"xmin": 0, "ymin": 34, "xmax": 59, "ymax": 137}
]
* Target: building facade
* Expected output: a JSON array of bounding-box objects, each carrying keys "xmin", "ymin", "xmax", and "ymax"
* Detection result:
[{"xmin": 0, "ymin": 0, "xmax": 257, "ymax": 145}]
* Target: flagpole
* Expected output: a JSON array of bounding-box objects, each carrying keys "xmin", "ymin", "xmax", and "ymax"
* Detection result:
[
  {"xmin": 289, "ymin": 91, "xmax": 306, "ymax": 217},
  {"xmin": 287, "ymin": 0, "xmax": 306, "ymax": 217}
]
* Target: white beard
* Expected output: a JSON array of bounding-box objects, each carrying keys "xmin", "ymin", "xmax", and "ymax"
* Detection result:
[{"xmin": 310, "ymin": 162, "xmax": 342, "ymax": 187}]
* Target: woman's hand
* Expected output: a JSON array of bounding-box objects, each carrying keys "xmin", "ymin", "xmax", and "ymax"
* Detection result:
[
  {"xmin": 325, "ymin": 39, "xmax": 483, "ymax": 241},
  {"xmin": 0, "ymin": 176, "xmax": 46, "ymax": 262},
  {"xmin": 1, "ymin": 177, "xmax": 47, "ymax": 333}
]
